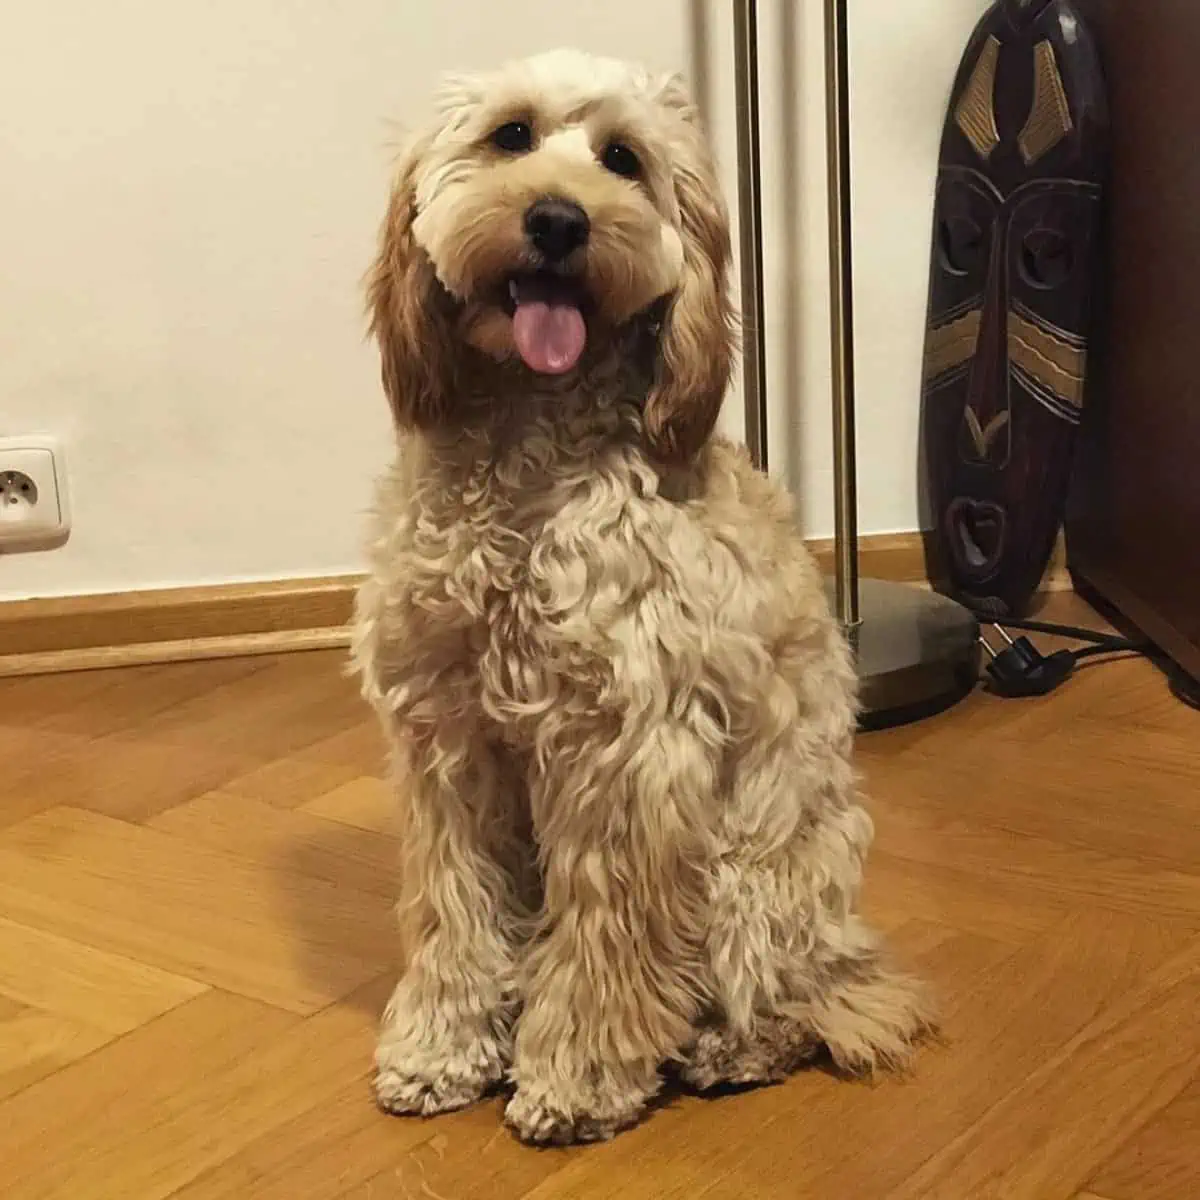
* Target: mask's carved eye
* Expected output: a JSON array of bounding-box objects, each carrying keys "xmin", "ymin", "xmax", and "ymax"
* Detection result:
[
  {"xmin": 1019, "ymin": 227, "xmax": 1074, "ymax": 289},
  {"xmin": 490, "ymin": 120, "xmax": 534, "ymax": 153},
  {"xmin": 938, "ymin": 213, "xmax": 986, "ymax": 277},
  {"xmin": 601, "ymin": 141, "xmax": 641, "ymax": 179}
]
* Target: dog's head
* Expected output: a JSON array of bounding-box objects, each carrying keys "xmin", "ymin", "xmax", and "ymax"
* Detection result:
[{"xmin": 368, "ymin": 49, "xmax": 735, "ymax": 462}]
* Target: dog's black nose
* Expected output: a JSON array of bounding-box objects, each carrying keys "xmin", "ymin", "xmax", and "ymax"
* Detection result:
[{"xmin": 524, "ymin": 198, "xmax": 590, "ymax": 262}]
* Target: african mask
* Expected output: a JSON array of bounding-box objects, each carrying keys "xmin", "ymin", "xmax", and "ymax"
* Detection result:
[{"xmin": 920, "ymin": 0, "xmax": 1108, "ymax": 618}]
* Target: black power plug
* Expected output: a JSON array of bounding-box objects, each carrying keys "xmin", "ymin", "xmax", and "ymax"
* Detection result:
[
  {"xmin": 981, "ymin": 626, "xmax": 1076, "ymax": 697},
  {"xmin": 978, "ymin": 618, "xmax": 1157, "ymax": 701}
]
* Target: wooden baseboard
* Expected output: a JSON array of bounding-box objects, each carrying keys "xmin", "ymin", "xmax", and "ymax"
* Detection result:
[
  {"xmin": 0, "ymin": 576, "xmax": 357, "ymax": 656},
  {"xmin": 0, "ymin": 532, "xmax": 1071, "ymax": 677},
  {"xmin": 807, "ymin": 530, "xmax": 1070, "ymax": 593},
  {"xmin": 0, "ymin": 577, "xmax": 358, "ymax": 678},
  {"xmin": 0, "ymin": 628, "xmax": 352, "ymax": 679},
  {"xmin": 806, "ymin": 532, "xmax": 931, "ymax": 585}
]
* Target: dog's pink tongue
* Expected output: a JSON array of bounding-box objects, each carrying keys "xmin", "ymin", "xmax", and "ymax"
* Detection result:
[{"xmin": 512, "ymin": 301, "xmax": 586, "ymax": 374}]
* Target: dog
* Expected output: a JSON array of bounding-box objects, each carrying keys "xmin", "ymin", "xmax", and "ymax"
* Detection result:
[{"xmin": 351, "ymin": 47, "xmax": 932, "ymax": 1146}]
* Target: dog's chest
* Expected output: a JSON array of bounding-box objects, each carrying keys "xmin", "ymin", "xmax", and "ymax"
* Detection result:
[
  {"xmin": 473, "ymin": 479, "xmax": 616, "ymax": 736},
  {"xmin": 423, "ymin": 450, "xmax": 659, "ymax": 736},
  {"xmin": 404, "ymin": 429, "xmax": 748, "ymax": 744}
]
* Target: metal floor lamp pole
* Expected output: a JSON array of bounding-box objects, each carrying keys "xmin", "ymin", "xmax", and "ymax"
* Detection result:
[
  {"xmin": 823, "ymin": 0, "xmax": 859, "ymax": 629},
  {"xmin": 733, "ymin": 0, "xmax": 981, "ymax": 730},
  {"xmin": 732, "ymin": 0, "xmax": 768, "ymax": 473}
]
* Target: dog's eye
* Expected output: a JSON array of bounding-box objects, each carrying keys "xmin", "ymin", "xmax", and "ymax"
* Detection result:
[
  {"xmin": 601, "ymin": 141, "xmax": 641, "ymax": 179},
  {"xmin": 490, "ymin": 120, "xmax": 534, "ymax": 153}
]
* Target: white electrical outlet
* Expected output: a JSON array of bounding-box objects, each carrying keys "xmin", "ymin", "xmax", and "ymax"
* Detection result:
[{"xmin": 0, "ymin": 435, "xmax": 71, "ymax": 550}]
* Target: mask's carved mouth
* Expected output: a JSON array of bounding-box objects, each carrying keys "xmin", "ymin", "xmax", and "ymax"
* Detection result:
[
  {"xmin": 497, "ymin": 270, "xmax": 593, "ymax": 375},
  {"xmin": 947, "ymin": 497, "xmax": 1007, "ymax": 579}
]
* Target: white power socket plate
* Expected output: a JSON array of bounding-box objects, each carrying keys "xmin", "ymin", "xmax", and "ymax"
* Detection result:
[{"xmin": 0, "ymin": 434, "xmax": 71, "ymax": 550}]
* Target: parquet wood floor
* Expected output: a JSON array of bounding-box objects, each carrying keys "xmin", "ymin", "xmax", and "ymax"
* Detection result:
[{"xmin": 0, "ymin": 595, "xmax": 1196, "ymax": 1199}]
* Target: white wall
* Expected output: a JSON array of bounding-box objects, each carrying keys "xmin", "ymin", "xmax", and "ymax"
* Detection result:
[
  {"xmin": 839, "ymin": 0, "xmax": 993, "ymax": 534},
  {"xmin": 0, "ymin": 1, "xmax": 989, "ymax": 600}
]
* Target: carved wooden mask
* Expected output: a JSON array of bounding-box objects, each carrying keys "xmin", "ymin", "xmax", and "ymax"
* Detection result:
[{"xmin": 921, "ymin": 0, "xmax": 1107, "ymax": 617}]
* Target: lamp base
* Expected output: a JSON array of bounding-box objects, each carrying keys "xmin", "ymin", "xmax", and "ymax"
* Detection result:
[{"xmin": 826, "ymin": 577, "xmax": 982, "ymax": 731}]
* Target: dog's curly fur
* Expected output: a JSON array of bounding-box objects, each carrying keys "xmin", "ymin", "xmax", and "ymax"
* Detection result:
[{"xmin": 352, "ymin": 48, "xmax": 933, "ymax": 1146}]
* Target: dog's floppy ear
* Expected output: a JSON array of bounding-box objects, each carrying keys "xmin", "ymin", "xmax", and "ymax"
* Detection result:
[
  {"xmin": 644, "ymin": 76, "xmax": 737, "ymax": 463},
  {"xmin": 366, "ymin": 132, "xmax": 456, "ymax": 430}
]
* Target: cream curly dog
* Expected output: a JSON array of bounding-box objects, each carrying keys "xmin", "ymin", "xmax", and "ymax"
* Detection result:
[{"xmin": 352, "ymin": 48, "xmax": 931, "ymax": 1146}]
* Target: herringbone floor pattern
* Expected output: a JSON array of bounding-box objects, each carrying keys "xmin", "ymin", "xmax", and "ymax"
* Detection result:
[{"xmin": 0, "ymin": 595, "xmax": 1196, "ymax": 1199}]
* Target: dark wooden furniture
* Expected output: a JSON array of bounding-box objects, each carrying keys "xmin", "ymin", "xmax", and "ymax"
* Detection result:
[{"xmin": 1066, "ymin": 0, "xmax": 1200, "ymax": 683}]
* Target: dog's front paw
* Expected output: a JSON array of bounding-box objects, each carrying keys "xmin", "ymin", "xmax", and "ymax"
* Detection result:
[
  {"xmin": 375, "ymin": 1053, "xmax": 502, "ymax": 1117},
  {"xmin": 503, "ymin": 1076, "xmax": 653, "ymax": 1146},
  {"xmin": 375, "ymin": 988, "xmax": 511, "ymax": 1116}
]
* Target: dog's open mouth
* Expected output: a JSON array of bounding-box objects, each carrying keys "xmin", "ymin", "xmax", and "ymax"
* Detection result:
[{"xmin": 502, "ymin": 271, "xmax": 589, "ymax": 375}]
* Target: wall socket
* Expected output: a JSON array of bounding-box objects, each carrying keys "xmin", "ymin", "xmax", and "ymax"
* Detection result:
[{"xmin": 0, "ymin": 435, "xmax": 71, "ymax": 551}]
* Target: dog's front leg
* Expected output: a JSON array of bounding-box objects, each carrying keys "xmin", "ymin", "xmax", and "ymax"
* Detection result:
[
  {"xmin": 375, "ymin": 726, "xmax": 529, "ymax": 1117},
  {"xmin": 505, "ymin": 716, "xmax": 713, "ymax": 1145}
]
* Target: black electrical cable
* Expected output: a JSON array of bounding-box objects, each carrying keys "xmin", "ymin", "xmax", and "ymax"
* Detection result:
[
  {"xmin": 1168, "ymin": 662, "xmax": 1200, "ymax": 711},
  {"xmin": 994, "ymin": 616, "xmax": 1134, "ymax": 645},
  {"xmin": 995, "ymin": 616, "xmax": 1156, "ymax": 660},
  {"xmin": 981, "ymin": 620, "xmax": 1156, "ymax": 698},
  {"xmin": 1071, "ymin": 641, "xmax": 1153, "ymax": 662},
  {"xmin": 982, "ymin": 612, "xmax": 1200, "ymax": 708}
]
